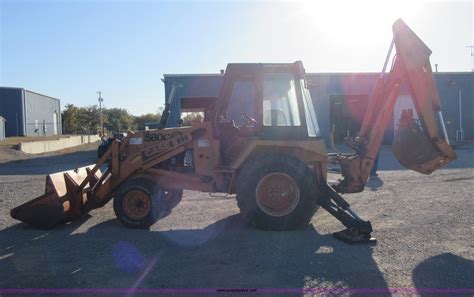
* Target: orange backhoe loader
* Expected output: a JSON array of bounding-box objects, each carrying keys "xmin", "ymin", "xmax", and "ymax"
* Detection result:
[{"xmin": 11, "ymin": 19, "xmax": 456, "ymax": 243}]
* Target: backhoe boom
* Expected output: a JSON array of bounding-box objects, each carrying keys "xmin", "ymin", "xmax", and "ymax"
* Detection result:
[{"xmin": 334, "ymin": 19, "xmax": 456, "ymax": 193}]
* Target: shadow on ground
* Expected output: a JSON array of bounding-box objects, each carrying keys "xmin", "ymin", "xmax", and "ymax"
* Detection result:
[
  {"xmin": 0, "ymin": 150, "xmax": 97, "ymax": 175},
  {"xmin": 0, "ymin": 215, "xmax": 388, "ymax": 296},
  {"xmin": 412, "ymin": 252, "xmax": 474, "ymax": 296},
  {"xmin": 366, "ymin": 176, "xmax": 384, "ymax": 191},
  {"xmin": 333, "ymin": 143, "xmax": 474, "ymax": 171}
]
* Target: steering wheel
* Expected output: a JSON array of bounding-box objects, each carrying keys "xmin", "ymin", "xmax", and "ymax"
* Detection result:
[{"xmin": 240, "ymin": 112, "xmax": 258, "ymax": 126}]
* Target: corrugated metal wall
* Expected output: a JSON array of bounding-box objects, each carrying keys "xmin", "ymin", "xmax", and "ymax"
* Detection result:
[
  {"xmin": 434, "ymin": 73, "xmax": 473, "ymax": 142},
  {"xmin": 307, "ymin": 73, "xmax": 390, "ymax": 143},
  {"xmin": 163, "ymin": 72, "xmax": 474, "ymax": 143},
  {"xmin": 23, "ymin": 90, "xmax": 62, "ymax": 136},
  {"xmin": 0, "ymin": 88, "xmax": 25, "ymax": 137},
  {"xmin": 0, "ymin": 87, "xmax": 62, "ymax": 137},
  {"xmin": 309, "ymin": 72, "xmax": 474, "ymax": 143}
]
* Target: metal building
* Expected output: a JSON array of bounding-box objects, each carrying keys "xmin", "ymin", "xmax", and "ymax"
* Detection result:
[
  {"xmin": 163, "ymin": 71, "xmax": 474, "ymax": 144},
  {"xmin": 0, "ymin": 87, "xmax": 62, "ymax": 137},
  {"xmin": 0, "ymin": 116, "xmax": 5, "ymax": 141}
]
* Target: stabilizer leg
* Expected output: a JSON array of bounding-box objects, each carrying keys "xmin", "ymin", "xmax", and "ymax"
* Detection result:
[{"xmin": 319, "ymin": 183, "xmax": 376, "ymax": 244}]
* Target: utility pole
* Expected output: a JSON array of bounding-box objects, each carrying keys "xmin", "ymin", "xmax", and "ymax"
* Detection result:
[
  {"xmin": 468, "ymin": 45, "xmax": 474, "ymax": 71},
  {"xmin": 97, "ymin": 91, "xmax": 104, "ymax": 136}
]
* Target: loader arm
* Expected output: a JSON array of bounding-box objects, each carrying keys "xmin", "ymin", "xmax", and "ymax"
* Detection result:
[
  {"xmin": 10, "ymin": 125, "xmax": 212, "ymax": 228},
  {"xmin": 334, "ymin": 19, "xmax": 457, "ymax": 193}
]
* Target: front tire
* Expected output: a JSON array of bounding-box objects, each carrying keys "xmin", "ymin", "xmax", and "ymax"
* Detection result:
[
  {"xmin": 164, "ymin": 189, "xmax": 183, "ymax": 210},
  {"xmin": 113, "ymin": 178, "xmax": 165, "ymax": 229},
  {"xmin": 97, "ymin": 143, "xmax": 108, "ymax": 159},
  {"xmin": 236, "ymin": 154, "xmax": 320, "ymax": 230}
]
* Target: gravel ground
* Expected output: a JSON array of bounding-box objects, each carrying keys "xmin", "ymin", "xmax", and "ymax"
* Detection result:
[{"xmin": 0, "ymin": 144, "xmax": 472, "ymax": 296}]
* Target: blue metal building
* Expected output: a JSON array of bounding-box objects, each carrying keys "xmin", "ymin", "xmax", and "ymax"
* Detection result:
[
  {"xmin": 0, "ymin": 87, "xmax": 62, "ymax": 137},
  {"xmin": 163, "ymin": 71, "xmax": 473, "ymax": 144}
]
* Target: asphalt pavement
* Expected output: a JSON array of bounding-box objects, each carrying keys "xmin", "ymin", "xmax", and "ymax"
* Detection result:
[{"xmin": 0, "ymin": 144, "xmax": 472, "ymax": 296}]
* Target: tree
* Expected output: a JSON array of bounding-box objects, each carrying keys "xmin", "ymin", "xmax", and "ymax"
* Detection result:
[
  {"xmin": 105, "ymin": 108, "xmax": 134, "ymax": 133},
  {"xmin": 133, "ymin": 113, "xmax": 162, "ymax": 130},
  {"xmin": 61, "ymin": 104, "xmax": 164, "ymax": 135},
  {"xmin": 62, "ymin": 104, "xmax": 105, "ymax": 134},
  {"xmin": 84, "ymin": 106, "xmax": 102, "ymax": 133},
  {"xmin": 181, "ymin": 112, "xmax": 204, "ymax": 125},
  {"xmin": 62, "ymin": 104, "xmax": 79, "ymax": 134}
]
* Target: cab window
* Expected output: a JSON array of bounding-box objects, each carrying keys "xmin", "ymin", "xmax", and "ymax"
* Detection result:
[
  {"xmin": 262, "ymin": 73, "xmax": 301, "ymax": 126},
  {"xmin": 300, "ymin": 79, "xmax": 320, "ymax": 137},
  {"xmin": 226, "ymin": 81, "xmax": 256, "ymax": 127}
]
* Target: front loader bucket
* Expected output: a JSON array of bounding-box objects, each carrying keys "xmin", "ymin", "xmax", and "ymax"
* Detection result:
[
  {"xmin": 392, "ymin": 115, "xmax": 456, "ymax": 174},
  {"xmin": 10, "ymin": 166, "xmax": 101, "ymax": 229}
]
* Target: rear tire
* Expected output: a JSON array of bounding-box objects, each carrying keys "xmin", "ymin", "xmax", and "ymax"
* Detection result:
[
  {"xmin": 113, "ymin": 178, "xmax": 165, "ymax": 229},
  {"xmin": 236, "ymin": 154, "xmax": 320, "ymax": 230}
]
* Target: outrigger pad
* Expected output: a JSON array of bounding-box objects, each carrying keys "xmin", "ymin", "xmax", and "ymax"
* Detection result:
[{"xmin": 333, "ymin": 228, "xmax": 377, "ymax": 244}]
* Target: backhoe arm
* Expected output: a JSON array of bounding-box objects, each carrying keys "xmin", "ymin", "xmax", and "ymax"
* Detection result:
[{"xmin": 335, "ymin": 19, "xmax": 456, "ymax": 193}]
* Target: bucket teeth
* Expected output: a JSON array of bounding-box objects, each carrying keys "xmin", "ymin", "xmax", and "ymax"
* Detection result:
[{"xmin": 10, "ymin": 165, "xmax": 101, "ymax": 229}]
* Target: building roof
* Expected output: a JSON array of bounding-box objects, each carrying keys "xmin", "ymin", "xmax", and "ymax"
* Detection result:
[
  {"xmin": 0, "ymin": 87, "xmax": 61, "ymax": 101},
  {"xmin": 263, "ymin": 71, "xmax": 473, "ymax": 76},
  {"xmin": 164, "ymin": 71, "xmax": 473, "ymax": 77},
  {"xmin": 164, "ymin": 73, "xmax": 223, "ymax": 78}
]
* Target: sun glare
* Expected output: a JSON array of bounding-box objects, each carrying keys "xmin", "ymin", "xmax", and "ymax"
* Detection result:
[{"xmin": 296, "ymin": 0, "xmax": 423, "ymax": 46}]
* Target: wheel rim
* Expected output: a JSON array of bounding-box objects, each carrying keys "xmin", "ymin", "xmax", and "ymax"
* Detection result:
[
  {"xmin": 255, "ymin": 173, "xmax": 300, "ymax": 217},
  {"xmin": 123, "ymin": 190, "xmax": 151, "ymax": 220}
]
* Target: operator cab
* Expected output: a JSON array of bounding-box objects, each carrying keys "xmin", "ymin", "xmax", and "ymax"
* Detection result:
[
  {"xmin": 215, "ymin": 61, "xmax": 320, "ymax": 140},
  {"xmin": 213, "ymin": 61, "xmax": 322, "ymax": 165},
  {"xmin": 215, "ymin": 61, "xmax": 321, "ymax": 140}
]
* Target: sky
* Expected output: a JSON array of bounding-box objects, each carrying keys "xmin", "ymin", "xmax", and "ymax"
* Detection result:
[{"xmin": 1, "ymin": 0, "xmax": 473, "ymax": 116}]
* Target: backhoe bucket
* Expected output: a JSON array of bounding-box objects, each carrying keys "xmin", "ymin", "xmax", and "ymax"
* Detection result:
[
  {"xmin": 390, "ymin": 19, "xmax": 457, "ymax": 174},
  {"xmin": 392, "ymin": 112, "xmax": 456, "ymax": 174},
  {"xmin": 10, "ymin": 166, "xmax": 101, "ymax": 229}
]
